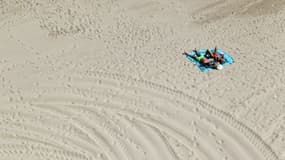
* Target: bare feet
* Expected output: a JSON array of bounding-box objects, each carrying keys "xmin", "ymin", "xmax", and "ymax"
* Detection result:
[
  {"xmin": 193, "ymin": 48, "xmax": 198, "ymax": 54},
  {"xmin": 182, "ymin": 51, "xmax": 188, "ymax": 56}
]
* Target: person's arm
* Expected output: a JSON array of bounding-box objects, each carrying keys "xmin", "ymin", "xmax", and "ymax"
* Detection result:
[
  {"xmin": 193, "ymin": 48, "xmax": 201, "ymax": 56},
  {"xmin": 214, "ymin": 46, "xmax": 218, "ymax": 53}
]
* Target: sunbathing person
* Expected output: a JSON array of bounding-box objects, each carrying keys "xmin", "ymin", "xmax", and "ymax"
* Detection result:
[
  {"xmin": 205, "ymin": 47, "xmax": 226, "ymax": 64},
  {"xmin": 183, "ymin": 49, "xmax": 211, "ymax": 66},
  {"xmin": 183, "ymin": 49, "xmax": 224, "ymax": 70}
]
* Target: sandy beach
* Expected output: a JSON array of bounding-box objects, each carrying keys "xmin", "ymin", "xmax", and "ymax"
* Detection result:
[{"xmin": 0, "ymin": 0, "xmax": 284, "ymax": 159}]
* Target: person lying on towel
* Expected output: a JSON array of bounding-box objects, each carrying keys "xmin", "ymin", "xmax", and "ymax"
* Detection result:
[
  {"xmin": 205, "ymin": 47, "xmax": 226, "ymax": 64},
  {"xmin": 183, "ymin": 49, "xmax": 224, "ymax": 70}
]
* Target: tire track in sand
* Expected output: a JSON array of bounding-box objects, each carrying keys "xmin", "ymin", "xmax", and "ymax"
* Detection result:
[{"xmin": 0, "ymin": 71, "xmax": 280, "ymax": 160}]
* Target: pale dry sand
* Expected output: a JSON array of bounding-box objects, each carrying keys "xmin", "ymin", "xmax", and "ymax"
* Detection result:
[{"xmin": 0, "ymin": 0, "xmax": 284, "ymax": 160}]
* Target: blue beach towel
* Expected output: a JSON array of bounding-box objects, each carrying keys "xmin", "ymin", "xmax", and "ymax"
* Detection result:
[{"xmin": 186, "ymin": 49, "xmax": 234, "ymax": 72}]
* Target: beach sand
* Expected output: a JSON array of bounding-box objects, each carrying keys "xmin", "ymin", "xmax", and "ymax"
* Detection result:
[{"xmin": 0, "ymin": 0, "xmax": 284, "ymax": 159}]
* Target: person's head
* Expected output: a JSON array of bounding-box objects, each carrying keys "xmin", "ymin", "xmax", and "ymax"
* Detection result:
[
  {"xmin": 214, "ymin": 62, "xmax": 221, "ymax": 69},
  {"xmin": 219, "ymin": 58, "xmax": 226, "ymax": 64}
]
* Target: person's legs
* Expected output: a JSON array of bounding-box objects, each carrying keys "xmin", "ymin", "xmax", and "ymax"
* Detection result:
[
  {"xmin": 189, "ymin": 55, "xmax": 198, "ymax": 61},
  {"xmin": 183, "ymin": 51, "xmax": 199, "ymax": 62},
  {"xmin": 205, "ymin": 50, "xmax": 211, "ymax": 58},
  {"xmin": 206, "ymin": 49, "xmax": 214, "ymax": 58},
  {"xmin": 193, "ymin": 48, "xmax": 201, "ymax": 57}
]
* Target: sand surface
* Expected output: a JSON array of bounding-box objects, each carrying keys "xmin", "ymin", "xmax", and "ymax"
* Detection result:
[{"xmin": 0, "ymin": 0, "xmax": 285, "ymax": 160}]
